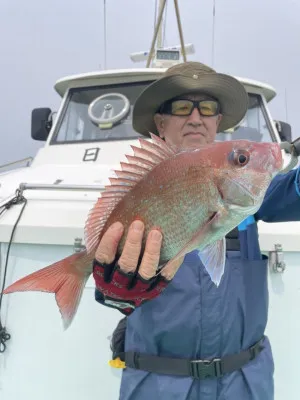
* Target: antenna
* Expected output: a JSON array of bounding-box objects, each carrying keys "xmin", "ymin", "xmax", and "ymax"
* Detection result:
[
  {"xmin": 285, "ymin": 88, "xmax": 288, "ymax": 122},
  {"xmin": 211, "ymin": 0, "xmax": 216, "ymax": 67},
  {"xmin": 103, "ymin": 0, "xmax": 107, "ymax": 69}
]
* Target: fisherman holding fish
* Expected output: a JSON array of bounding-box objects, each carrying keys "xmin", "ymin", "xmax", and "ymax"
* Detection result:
[
  {"xmin": 92, "ymin": 62, "xmax": 300, "ymax": 400},
  {"xmin": 4, "ymin": 62, "xmax": 300, "ymax": 400}
]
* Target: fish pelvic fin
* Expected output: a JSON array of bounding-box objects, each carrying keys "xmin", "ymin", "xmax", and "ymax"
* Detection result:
[
  {"xmin": 84, "ymin": 133, "xmax": 177, "ymax": 254},
  {"xmin": 3, "ymin": 251, "xmax": 93, "ymax": 330},
  {"xmin": 198, "ymin": 238, "xmax": 226, "ymax": 287}
]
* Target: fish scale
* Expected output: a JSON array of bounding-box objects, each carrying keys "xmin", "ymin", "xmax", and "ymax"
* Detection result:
[{"xmin": 108, "ymin": 164, "xmax": 216, "ymax": 261}]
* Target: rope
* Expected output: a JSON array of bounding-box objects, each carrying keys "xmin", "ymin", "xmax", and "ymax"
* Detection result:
[{"xmin": 0, "ymin": 189, "xmax": 27, "ymax": 353}]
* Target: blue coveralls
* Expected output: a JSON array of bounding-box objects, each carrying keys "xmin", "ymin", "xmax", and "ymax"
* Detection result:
[{"xmin": 102, "ymin": 167, "xmax": 300, "ymax": 400}]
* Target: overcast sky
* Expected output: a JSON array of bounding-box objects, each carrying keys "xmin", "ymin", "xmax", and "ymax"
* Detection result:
[{"xmin": 1, "ymin": 0, "xmax": 299, "ymax": 165}]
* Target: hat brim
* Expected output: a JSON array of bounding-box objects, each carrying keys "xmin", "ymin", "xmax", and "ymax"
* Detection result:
[{"xmin": 132, "ymin": 72, "xmax": 249, "ymax": 136}]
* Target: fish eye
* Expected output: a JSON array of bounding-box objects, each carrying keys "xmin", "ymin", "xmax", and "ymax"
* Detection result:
[{"xmin": 229, "ymin": 150, "xmax": 250, "ymax": 167}]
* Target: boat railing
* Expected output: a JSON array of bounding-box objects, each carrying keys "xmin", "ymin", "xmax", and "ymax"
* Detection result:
[
  {"xmin": 0, "ymin": 157, "xmax": 33, "ymax": 173},
  {"xmin": 18, "ymin": 183, "xmax": 105, "ymax": 192}
]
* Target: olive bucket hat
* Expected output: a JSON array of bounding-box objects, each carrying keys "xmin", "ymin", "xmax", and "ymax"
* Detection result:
[{"xmin": 132, "ymin": 61, "xmax": 249, "ymax": 136}]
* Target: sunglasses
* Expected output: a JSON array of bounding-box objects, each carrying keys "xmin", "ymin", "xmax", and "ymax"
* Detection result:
[{"xmin": 159, "ymin": 99, "xmax": 220, "ymax": 117}]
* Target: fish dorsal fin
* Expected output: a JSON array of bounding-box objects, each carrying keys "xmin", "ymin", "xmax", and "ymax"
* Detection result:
[{"xmin": 84, "ymin": 133, "xmax": 176, "ymax": 254}]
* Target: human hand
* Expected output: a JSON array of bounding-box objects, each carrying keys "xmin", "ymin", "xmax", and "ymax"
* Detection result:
[{"xmin": 93, "ymin": 220, "xmax": 183, "ymax": 315}]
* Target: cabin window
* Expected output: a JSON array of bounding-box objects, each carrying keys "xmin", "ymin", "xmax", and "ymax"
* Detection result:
[
  {"xmin": 216, "ymin": 93, "xmax": 276, "ymax": 143},
  {"xmin": 51, "ymin": 82, "xmax": 151, "ymax": 144}
]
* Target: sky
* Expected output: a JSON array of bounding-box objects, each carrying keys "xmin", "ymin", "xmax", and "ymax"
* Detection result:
[{"xmin": 0, "ymin": 0, "xmax": 299, "ymax": 165}]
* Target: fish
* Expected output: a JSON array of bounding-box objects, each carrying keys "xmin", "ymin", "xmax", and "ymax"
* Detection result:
[{"xmin": 3, "ymin": 134, "xmax": 283, "ymax": 329}]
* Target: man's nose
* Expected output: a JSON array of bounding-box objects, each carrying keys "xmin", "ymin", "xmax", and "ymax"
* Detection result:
[{"xmin": 187, "ymin": 108, "xmax": 203, "ymax": 125}]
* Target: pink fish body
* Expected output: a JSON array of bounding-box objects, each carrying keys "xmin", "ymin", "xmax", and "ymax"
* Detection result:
[{"xmin": 4, "ymin": 134, "xmax": 283, "ymax": 329}]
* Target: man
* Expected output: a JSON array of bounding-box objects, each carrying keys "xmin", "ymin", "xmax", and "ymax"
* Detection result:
[{"xmin": 92, "ymin": 62, "xmax": 300, "ymax": 399}]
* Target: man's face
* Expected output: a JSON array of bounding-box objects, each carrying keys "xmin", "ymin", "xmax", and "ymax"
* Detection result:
[{"xmin": 154, "ymin": 94, "xmax": 223, "ymax": 150}]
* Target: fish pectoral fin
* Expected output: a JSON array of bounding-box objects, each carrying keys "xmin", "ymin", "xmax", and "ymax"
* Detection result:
[{"xmin": 198, "ymin": 237, "xmax": 226, "ymax": 287}]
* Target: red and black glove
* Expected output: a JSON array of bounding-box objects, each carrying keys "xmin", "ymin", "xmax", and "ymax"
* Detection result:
[{"xmin": 93, "ymin": 258, "xmax": 169, "ymax": 315}]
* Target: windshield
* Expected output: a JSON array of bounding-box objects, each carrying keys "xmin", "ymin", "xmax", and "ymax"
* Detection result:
[
  {"xmin": 51, "ymin": 82, "xmax": 276, "ymax": 144},
  {"xmin": 52, "ymin": 82, "xmax": 147, "ymax": 144},
  {"xmin": 216, "ymin": 93, "xmax": 276, "ymax": 143}
]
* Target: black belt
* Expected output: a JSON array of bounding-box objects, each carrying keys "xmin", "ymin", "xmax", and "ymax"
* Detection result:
[{"xmin": 122, "ymin": 337, "xmax": 265, "ymax": 380}]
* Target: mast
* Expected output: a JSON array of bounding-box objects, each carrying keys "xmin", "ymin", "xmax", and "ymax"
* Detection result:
[
  {"xmin": 157, "ymin": 0, "xmax": 164, "ymax": 49},
  {"xmin": 130, "ymin": 0, "xmax": 194, "ymax": 68},
  {"xmin": 146, "ymin": 0, "xmax": 187, "ymax": 67}
]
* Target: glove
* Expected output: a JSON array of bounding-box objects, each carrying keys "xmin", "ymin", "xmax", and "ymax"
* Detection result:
[{"xmin": 93, "ymin": 258, "xmax": 169, "ymax": 315}]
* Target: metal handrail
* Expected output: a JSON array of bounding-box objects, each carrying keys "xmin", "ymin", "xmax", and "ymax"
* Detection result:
[
  {"xmin": 0, "ymin": 157, "xmax": 33, "ymax": 171},
  {"xmin": 18, "ymin": 183, "xmax": 105, "ymax": 193}
]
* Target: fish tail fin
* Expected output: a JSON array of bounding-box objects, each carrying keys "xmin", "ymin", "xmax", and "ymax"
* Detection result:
[{"xmin": 3, "ymin": 250, "xmax": 93, "ymax": 329}]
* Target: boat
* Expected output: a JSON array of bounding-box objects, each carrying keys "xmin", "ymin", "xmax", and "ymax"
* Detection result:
[{"xmin": 0, "ymin": 1, "xmax": 299, "ymax": 399}]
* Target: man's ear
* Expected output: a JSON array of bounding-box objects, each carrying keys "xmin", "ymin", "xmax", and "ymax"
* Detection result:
[
  {"xmin": 154, "ymin": 113, "xmax": 165, "ymax": 138},
  {"xmin": 216, "ymin": 114, "xmax": 223, "ymax": 129}
]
